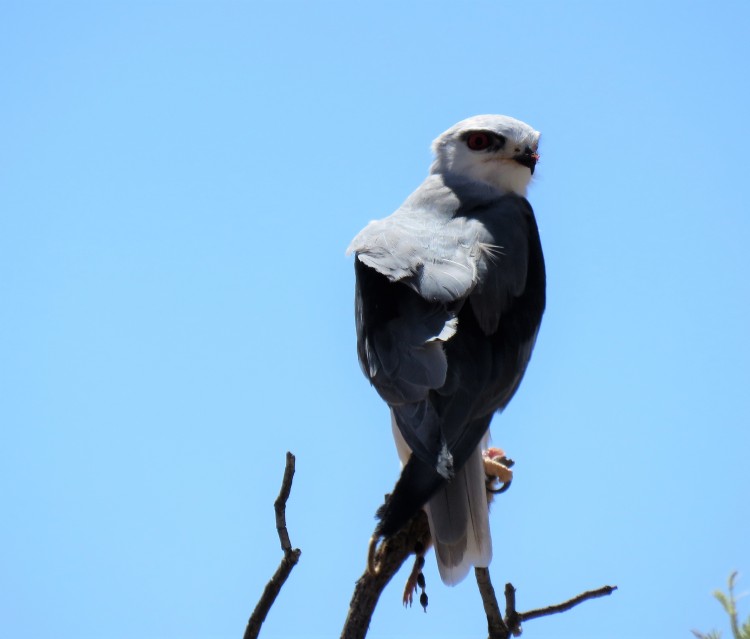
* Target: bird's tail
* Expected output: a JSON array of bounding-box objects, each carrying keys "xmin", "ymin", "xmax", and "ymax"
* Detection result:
[
  {"xmin": 383, "ymin": 414, "xmax": 492, "ymax": 584},
  {"xmin": 372, "ymin": 414, "xmax": 442, "ymax": 539},
  {"xmin": 424, "ymin": 443, "xmax": 492, "ymax": 585},
  {"xmin": 374, "ymin": 452, "xmax": 443, "ymax": 539}
]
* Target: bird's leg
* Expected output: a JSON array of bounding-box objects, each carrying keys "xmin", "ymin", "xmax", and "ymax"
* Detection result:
[{"xmin": 483, "ymin": 447, "xmax": 514, "ymax": 495}]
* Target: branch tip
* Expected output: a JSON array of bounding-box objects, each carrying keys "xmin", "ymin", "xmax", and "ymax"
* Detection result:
[{"xmin": 243, "ymin": 452, "xmax": 301, "ymax": 639}]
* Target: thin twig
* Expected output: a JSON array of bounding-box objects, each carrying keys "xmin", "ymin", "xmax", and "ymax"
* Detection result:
[
  {"xmin": 517, "ymin": 584, "xmax": 618, "ymax": 624},
  {"xmin": 243, "ymin": 452, "xmax": 301, "ymax": 639},
  {"xmin": 504, "ymin": 583, "xmax": 520, "ymax": 636},
  {"xmin": 474, "ymin": 573, "xmax": 616, "ymax": 639},
  {"xmin": 274, "ymin": 452, "xmax": 296, "ymax": 553}
]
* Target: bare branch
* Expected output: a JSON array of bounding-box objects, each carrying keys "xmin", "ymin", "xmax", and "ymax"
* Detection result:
[
  {"xmin": 517, "ymin": 584, "xmax": 618, "ymax": 625},
  {"xmin": 474, "ymin": 573, "xmax": 616, "ymax": 639},
  {"xmin": 504, "ymin": 582, "xmax": 521, "ymax": 636},
  {"xmin": 243, "ymin": 452, "xmax": 301, "ymax": 639},
  {"xmin": 475, "ymin": 567, "xmax": 510, "ymax": 639},
  {"xmin": 274, "ymin": 452, "xmax": 296, "ymax": 553},
  {"xmin": 242, "ymin": 452, "xmax": 615, "ymax": 639},
  {"xmin": 341, "ymin": 509, "xmax": 431, "ymax": 639}
]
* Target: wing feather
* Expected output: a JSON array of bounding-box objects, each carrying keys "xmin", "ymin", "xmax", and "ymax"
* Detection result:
[{"xmin": 351, "ymin": 173, "xmax": 546, "ymax": 571}]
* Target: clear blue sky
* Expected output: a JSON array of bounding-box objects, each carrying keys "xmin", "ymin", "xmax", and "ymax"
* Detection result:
[{"xmin": 2, "ymin": 2, "xmax": 749, "ymax": 638}]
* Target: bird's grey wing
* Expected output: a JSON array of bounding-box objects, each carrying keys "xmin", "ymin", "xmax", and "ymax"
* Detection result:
[
  {"xmin": 350, "ymin": 183, "xmax": 462, "ymax": 383},
  {"xmin": 392, "ymin": 194, "xmax": 537, "ymax": 461},
  {"xmin": 348, "ymin": 211, "xmax": 479, "ymax": 304},
  {"xmin": 419, "ymin": 196, "xmax": 541, "ymax": 582},
  {"xmin": 465, "ymin": 196, "xmax": 533, "ymax": 335},
  {"xmin": 352, "ymin": 189, "xmax": 538, "ymax": 464},
  {"xmin": 350, "ymin": 178, "xmax": 481, "ymax": 458},
  {"xmin": 352, "ymin": 186, "xmax": 544, "ymax": 543},
  {"xmin": 353, "ymin": 257, "xmax": 456, "ymax": 404}
]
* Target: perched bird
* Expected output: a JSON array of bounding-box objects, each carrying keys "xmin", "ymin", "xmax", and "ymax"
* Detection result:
[{"xmin": 348, "ymin": 115, "xmax": 546, "ymax": 585}]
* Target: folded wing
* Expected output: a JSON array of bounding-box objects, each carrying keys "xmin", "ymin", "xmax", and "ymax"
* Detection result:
[{"xmin": 350, "ymin": 175, "xmax": 545, "ymax": 582}]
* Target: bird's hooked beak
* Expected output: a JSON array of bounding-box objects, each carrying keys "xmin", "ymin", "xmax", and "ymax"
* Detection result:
[{"xmin": 513, "ymin": 146, "xmax": 540, "ymax": 174}]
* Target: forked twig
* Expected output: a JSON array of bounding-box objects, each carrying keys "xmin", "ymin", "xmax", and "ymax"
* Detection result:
[
  {"xmin": 475, "ymin": 567, "xmax": 510, "ymax": 638},
  {"xmin": 476, "ymin": 568, "xmax": 616, "ymax": 639},
  {"xmin": 242, "ymin": 452, "xmax": 615, "ymax": 639}
]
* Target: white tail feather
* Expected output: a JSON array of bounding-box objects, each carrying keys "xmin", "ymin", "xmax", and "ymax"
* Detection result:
[
  {"xmin": 390, "ymin": 413, "xmax": 492, "ymax": 586},
  {"xmin": 425, "ymin": 444, "xmax": 492, "ymax": 585}
]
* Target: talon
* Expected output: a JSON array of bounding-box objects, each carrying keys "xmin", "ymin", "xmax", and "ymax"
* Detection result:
[
  {"xmin": 367, "ymin": 534, "xmax": 382, "ymax": 575},
  {"xmin": 484, "ymin": 457, "xmax": 514, "ymax": 483},
  {"xmin": 402, "ymin": 542, "xmax": 429, "ymax": 608},
  {"xmin": 402, "ymin": 570, "xmax": 418, "ymax": 606},
  {"xmin": 483, "ymin": 449, "xmax": 514, "ymax": 483},
  {"xmin": 488, "ymin": 478, "xmax": 512, "ymax": 494},
  {"xmin": 483, "ymin": 447, "xmax": 515, "ymax": 496}
]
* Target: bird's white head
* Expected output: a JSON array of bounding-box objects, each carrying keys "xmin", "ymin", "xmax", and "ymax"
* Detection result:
[{"xmin": 430, "ymin": 115, "xmax": 541, "ymax": 196}]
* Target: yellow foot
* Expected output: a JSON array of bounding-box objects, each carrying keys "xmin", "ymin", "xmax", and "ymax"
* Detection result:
[
  {"xmin": 402, "ymin": 548, "xmax": 428, "ymax": 611},
  {"xmin": 402, "ymin": 555, "xmax": 422, "ymax": 606},
  {"xmin": 483, "ymin": 447, "xmax": 514, "ymax": 495}
]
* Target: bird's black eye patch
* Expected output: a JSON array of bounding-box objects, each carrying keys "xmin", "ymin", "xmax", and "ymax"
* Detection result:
[{"xmin": 465, "ymin": 131, "xmax": 505, "ymax": 151}]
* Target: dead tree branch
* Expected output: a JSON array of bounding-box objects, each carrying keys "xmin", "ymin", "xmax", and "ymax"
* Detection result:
[
  {"xmin": 475, "ymin": 567, "xmax": 511, "ymax": 638},
  {"xmin": 516, "ymin": 583, "xmax": 618, "ymax": 625},
  {"xmin": 243, "ymin": 452, "xmax": 301, "ymax": 639},
  {"xmin": 341, "ymin": 505, "xmax": 616, "ymax": 639},
  {"xmin": 476, "ymin": 570, "xmax": 617, "ymax": 639},
  {"xmin": 242, "ymin": 452, "xmax": 615, "ymax": 639},
  {"xmin": 341, "ymin": 509, "xmax": 431, "ymax": 639}
]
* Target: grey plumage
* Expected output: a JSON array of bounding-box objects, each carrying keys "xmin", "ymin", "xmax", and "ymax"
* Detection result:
[{"xmin": 349, "ymin": 115, "xmax": 545, "ymax": 585}]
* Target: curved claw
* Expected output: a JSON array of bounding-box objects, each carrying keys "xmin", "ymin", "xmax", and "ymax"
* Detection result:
[
  {"xmin": 487, "ymin": 478, "xmax": 512, "ymax": 494},
  {"xmin": 367, "ymin": 534, "xmax": 382, "ymax": 575},
  {"xmin": 402, "ymin": 551, "xmax": 427, "ymax": 606},
  {"xmin": 483, "ymin": 448, "xmax": 514, "ymax": 496}
]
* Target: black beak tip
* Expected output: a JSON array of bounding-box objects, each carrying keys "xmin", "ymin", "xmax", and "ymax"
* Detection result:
[{"xmin": 514, "ymin": 150, "xmax": 538, "ymax": 174}]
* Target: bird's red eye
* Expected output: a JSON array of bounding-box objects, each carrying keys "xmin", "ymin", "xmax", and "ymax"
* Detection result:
[{"xmin": 466, "ymin": 132, "xmax": 492, "ymax": 151}]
